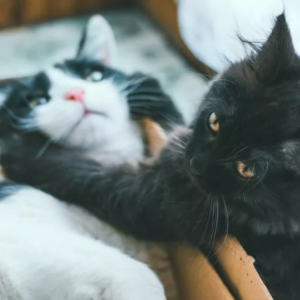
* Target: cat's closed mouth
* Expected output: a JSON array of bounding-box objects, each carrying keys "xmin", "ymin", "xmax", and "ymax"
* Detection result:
[
  {"xmin": 84, "ymin": 109, "xmax": 107, "ymax": 118},
  {"xmin": 67, "ymin": 110, "xmax": 108, "ymax": 136}
]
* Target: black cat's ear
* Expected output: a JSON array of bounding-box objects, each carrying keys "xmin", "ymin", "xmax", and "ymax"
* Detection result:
[
  {"xmin": 252, "ymin": 14, "xmax": 299, "ymax": 83},
  {"xmin": 76, "ymin": 15, "xmax": 117, "ymax": 66}
]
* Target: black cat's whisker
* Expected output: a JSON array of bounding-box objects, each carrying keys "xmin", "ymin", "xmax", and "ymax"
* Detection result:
[
  {"xmin": 227, "ymin": 144, "xmax": 245, "ymax": 158},
  {"xmin": 119, "ymin": 76, "xmax": 149, "ymax": 95},
  {"xmin": 220, "ymin": 146, "xmax": 253, "ymax": 164},
  {"xmin": 208, "ymin": 200, "xmax": 219, "ymax": 257},
  {"xmin": 209, "ymin": 196, "xmax": 229, "ymax": 259},
  {"xmin": 197, "ymin": 198, "xmax": 214, "ymax": 250},
  {"xmin": 244, "ymin": 162, "xmax": 268, "ymax": 195},
  {"xmin": 230, "ymin": 144, "xmax": 252, "ymax": 158},
  {"xmin": 128, "ymin": 87, "xmax": 168, "ymax": 95},
  {"xmin": 170, "ymin": 137, "xmax": 186, "ymax": 150},
  {"xmin": 128, "ymin": 95, "xmax": 167, "ymax": 102},
  {"xmin": 168, "ymin": 148, "xmax": 185, "ymax": 156},
  {"xmin": 205, "ymin": 201, "xmax": 216, "ymax": 256},
  {"xmin": 192, "ymin": 193, "xmax": 212, "ymax": 233}
]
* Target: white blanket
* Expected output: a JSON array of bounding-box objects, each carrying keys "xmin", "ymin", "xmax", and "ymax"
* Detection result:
[{"xmin": 178, "ymin": 0, "xmax": 300, "ymax": 72}]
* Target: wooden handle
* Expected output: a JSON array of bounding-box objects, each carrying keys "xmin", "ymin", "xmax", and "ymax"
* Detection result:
[
  {"xmin": 142, "ymin": 117, "xmax": 167, "ymax": 157},
  {"xmin": 171, "ymin": 245, "xmax": 235, "ymax": 300},
  {"xmin": 215, "ymin": 237, "xmax": 274, "ymax": 300}
]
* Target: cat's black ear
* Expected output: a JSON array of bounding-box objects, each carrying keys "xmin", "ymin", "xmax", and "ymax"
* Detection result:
[
  {"xmin": 252, "ymin": 14, "xmax": 299, "ymax": 83},
  {"xmin": 76, "ymin": 15, "xmax": 117, "ymax": 66}
]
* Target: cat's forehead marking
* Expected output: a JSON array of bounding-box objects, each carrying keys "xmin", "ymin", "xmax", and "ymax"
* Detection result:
[
  {"xmin": 45, "ymin": 67, "xmax": 70, "ymax": 82},
  {"xmin": 45, "ymin": 67, "xmax": 88, "ymax": 94}
]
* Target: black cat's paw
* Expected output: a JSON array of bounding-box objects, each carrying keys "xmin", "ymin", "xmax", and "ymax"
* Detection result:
[
  {"xmin": 0, "ymin": 136, "xmax": 62, "ymax": 185},
  {"xmin": 1, "ymin": 140, "xmax": 37, "ymax": 183}
]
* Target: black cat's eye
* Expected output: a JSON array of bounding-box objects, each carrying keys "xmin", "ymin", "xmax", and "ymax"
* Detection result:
[
  {"xmin": 86, "ymin": 71, "xmax": 103, "ymax": 82},
  {"xmin": 236, "ymin": 162, "xmax": 255, "ymax": 179},
  {"xmin": 208, "ymin": 112, "xmax": 219, "ymax": 133},
  {"xmin": 27, "ymin": 95, "xmax": 50, "ymax": 107}
]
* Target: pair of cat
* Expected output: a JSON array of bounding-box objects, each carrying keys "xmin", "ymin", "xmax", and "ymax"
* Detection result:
[
  {"xmin": 3, "ymin": 13, "xmax": 300, "ymax": 300},
  {"xmin": 0, "ymin": 16, "xmax": 184, "ymax": 300}
]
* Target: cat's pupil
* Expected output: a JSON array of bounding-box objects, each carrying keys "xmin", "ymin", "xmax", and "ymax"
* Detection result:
[
  {"xmin": 208, "ymin": 112, "xmax": 219, "ymax": 133},
  {"xmin": 237, "ymin": 162, "xmax": 255, "ymax": 179},
  {"xmin": 87, "ymin": 71, "xmax": 103, "ymax": 82},
  {"xmin": 39, "ymin": 98, "xmax": 48, "ymax": 105},
  {"xmin": 27, "ymin": 96, "xmax": 50, "ymax": 107}
]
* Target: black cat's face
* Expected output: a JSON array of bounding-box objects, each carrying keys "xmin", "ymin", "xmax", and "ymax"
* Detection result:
[{"xmin": 186, "ymin": 15, "xmax": 300, "ymax": 234}]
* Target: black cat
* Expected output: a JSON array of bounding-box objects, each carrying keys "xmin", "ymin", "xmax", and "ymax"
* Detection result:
[{"xmin": 3, "ymin": 14, "xmax": 300, "ymax": 300}]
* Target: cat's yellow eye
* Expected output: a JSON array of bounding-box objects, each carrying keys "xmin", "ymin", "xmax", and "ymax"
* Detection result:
[
  {"xmin": 87, "ymin": 71, "xmax": 103, "ymax": 82},
  {"xmin": 28, "ymin": 96, "xmax": 50, "ymax": 107},
  {"xmin": 237, "ymin": 162, "xmax": 255, "ymax": 179},
  {"xmin": 208, "ymin": 112, "xmax": 219, "ymax": 133}
]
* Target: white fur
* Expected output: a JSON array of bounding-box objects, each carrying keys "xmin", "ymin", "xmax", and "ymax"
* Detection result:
[
  {"xmin": 0, "ymin": 15, "xmax": 175, "ymax": 300},
  {"xmin": 0, "ymin": 188, "xmax": 165, "ymax": 300},
  {"xmin": 37, "ymin": 67, "xmax": 144, "ymax": 166},
  {"xmin": 77, "ymin": 15, "xmax": 117, "ymax": 66}
]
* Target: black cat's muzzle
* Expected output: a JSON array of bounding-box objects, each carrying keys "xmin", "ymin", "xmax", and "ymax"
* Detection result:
[{"xmin": 189, "ymin": 152, "xmax": 211, "ymax": 177}]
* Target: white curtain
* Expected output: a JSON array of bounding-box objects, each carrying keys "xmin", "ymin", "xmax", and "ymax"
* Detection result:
[{"xmin": 178, "ymin": 0, "xmax": 300, "ymax": 72}]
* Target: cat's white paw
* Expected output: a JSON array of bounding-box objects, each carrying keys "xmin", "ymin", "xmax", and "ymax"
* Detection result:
[{"xmin": 98, "ymin": 261, "xmax": 166, "ymax": 300}]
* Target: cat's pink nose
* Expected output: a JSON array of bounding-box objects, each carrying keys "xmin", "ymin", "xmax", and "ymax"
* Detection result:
[{"xmin": 65, "ymin": 89, "xmax": 85, "ymax": 102}]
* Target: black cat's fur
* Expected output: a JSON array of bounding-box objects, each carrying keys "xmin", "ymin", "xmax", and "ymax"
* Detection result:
[{"xmin": 2, "ymin": 14, "xmax": 300, "ymax": 300}]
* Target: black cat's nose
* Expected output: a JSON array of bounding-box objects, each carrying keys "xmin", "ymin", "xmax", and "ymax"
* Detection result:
[{"xmin": 189, "ymin": 153, "xmax": 210, "ymax": 177}]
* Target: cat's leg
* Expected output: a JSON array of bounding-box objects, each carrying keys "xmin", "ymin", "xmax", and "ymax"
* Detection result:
[
  {"xmin": 0, "ymin": 220, "xmax": 166, "ymax": 300},
  {"xmin": 0, "ymin": 182, "xmax": 166, "ymax": 300},
  {"xmin": 80, "ymin": 243, "xmax": 167, "ymax": 300},
  {"xmin": 1, "ymin": 132, "xmax": 198, "ymax": 244}
]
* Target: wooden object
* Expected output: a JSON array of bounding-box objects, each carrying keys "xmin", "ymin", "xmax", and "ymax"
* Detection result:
[
  {"xmin": 171, "ymin": 245, "xmax": 235, "ymax": 300},
  {"xmin": 137, "ymin": 0, "xmax": 216, "ymax": 76},
  {"xmin": 0, "ymin": 0, "xmax": 128, "ymax": 28},
  {"xmin": 142, "ymin": 117, "xmax": 167, "ymax": 158},
  {"xmin": 215, "ymin": 238, "xmax": 273, "ymax": 300},
  {"xmin": 143, "ymin": 117, "xmax": 273, "ymax": 300}
]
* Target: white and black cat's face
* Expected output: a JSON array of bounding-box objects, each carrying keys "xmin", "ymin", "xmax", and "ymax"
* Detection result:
[
  {"xmin": 186, "ymin": 15, "xmax": 300, "ymax": 235},
  {"xmin": 25, "ymin": 62, "xmax": 132, "ymax": 150},
  {"xmin": 1, "ymin": 16, "xmax": 139, "ymax": 152},
  {"xmin": 0, "ymin": 16, "xmax": 183, "ymax": 158}
]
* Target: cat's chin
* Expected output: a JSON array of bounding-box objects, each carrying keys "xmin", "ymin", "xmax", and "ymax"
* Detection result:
[{"xmin": 59, "ymin": 114, "xmax": 108, "ymax": 150}]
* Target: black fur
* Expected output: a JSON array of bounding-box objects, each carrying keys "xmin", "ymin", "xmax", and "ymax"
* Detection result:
[
  {"xmin": 3, "ymin": 14, "xmax": 300, "ymax": 300},
  {"xmin": 0, "ymin": 181, "xmax": 22, "ymax": 200}
]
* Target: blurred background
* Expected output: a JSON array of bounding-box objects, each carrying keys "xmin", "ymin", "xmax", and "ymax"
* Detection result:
[
  {"xmin": 0, "ymin": 0, "xmax": 210, "ymax": 124},
  {"xmin": 0, "ymin": 0, "xmax": 299, "ymax": 123}
]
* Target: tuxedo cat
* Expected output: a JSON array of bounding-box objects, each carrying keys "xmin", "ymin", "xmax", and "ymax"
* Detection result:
[
  {"xmin": 0, "ymin": 15, "xmax": 183, "ymax": 300},
  {"xmin": 5, "ymin": 14, "xmax": 300, "ymax": 300}
]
